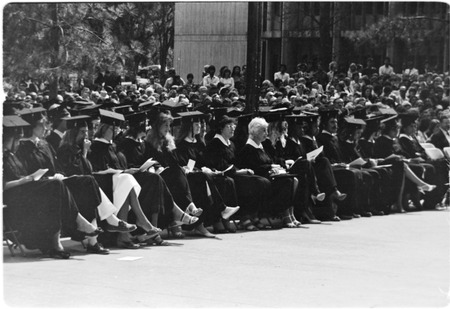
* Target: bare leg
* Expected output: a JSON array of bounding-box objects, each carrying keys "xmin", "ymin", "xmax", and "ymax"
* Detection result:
[
  {"xmin": 404, "ymin": 163, "xmax": 435, "ymax": 190},
  {"xmin": 127, "ymin": 189, "xmax": 160, "ymax": 233}
]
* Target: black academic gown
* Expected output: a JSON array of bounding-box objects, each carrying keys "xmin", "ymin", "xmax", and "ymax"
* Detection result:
[
  {"xmin": 204, "ymin": 137, "xmax": 270, "ymax": 219},
  {"xmin": 175, "ymin": 138, "xmax": 231, "ymax": 226},
  {"xmin": 236, "ymin": 141, "xmax": 295, "ymax": 215},
  {"xmin": 398, "ymin": 134, "xmax": 446, "ymax": 209},
  {"xmin": 3, "ymin": 150, "xmax": 79, "ymax": 252},
  {"xmin": 316, "ymin": 132, "xmax": 367, "ymax": 217},
  {"xmin": 16, "ymin": 139, "xmax": 102, "ymax": 223},
  {"xmin": 88, "ymin": 139, "xmax": 177, "ymax": 228}
]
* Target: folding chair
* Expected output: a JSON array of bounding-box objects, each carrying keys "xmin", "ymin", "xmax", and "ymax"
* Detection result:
[{"xmin": 420, "ymin": 143, "xmax": 435, "ymax": 149}]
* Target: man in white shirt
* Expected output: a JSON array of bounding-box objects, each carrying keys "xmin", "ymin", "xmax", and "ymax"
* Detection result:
[
  {"xmin": 274, "ymin": 64, "xmax": 290, "ymax": 83},
  {"xmin": 379, "ymin": 57, "xmax": 395, "ymax": 76},
  {"xmin": 202, "ymin": 65, "xmax": 220, "ymax": 89},
  {"xmin": 402, "ymin": 60, "xmax": 419, "ymax": 78}
]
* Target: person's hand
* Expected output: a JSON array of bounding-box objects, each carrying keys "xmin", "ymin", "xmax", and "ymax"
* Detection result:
[
  {"xmin": 285, "ymin": 159, "xmax": 294, "ymax": 169},
  {"xmin": 182, "ymin": 166, "xmax": 191, "ymax": 174},
  {"xmin": 124, "ymin": 167, "xmax": 139, "ymax": 173},
  {"xmin": 201, "ymin": 167, "xmax": 214, "ymax": 174},
  {"xmin": 83, "ymin": 139, "xmax": 91, "ymax": 154},
  {"xmin": 368, "ymin": 159, "xmax": 377, "ymax": 167},
  {"xmin": 53, "ymin": 173, "xmax": 65, "ymax": 180},
  {"xmin": 411, "ymin": 157, "xmax": 425, "ymax": 163}
]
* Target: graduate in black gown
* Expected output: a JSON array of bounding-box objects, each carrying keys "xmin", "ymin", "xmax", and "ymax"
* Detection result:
[
  {"xmin": 298, "ymin": 113, "xmax": 348, "ymax": 221},
  {"xmin": 338, "ymin": 116, "xmax": 393, "ymax": 215},
  {"xmin": 236, "ymin": 117, "xmax": 298, "ymax": 227},
  {"xmin": 397, "ymin": 112, "xmax": 446, "ymax": 210},
  {"xmin": 175, "ymin": 111, "xmax": 240, "ymax": 233},
  {"xmin": 143, "ymin": 109, "xmax": 219, "ymax": 238},
  {"xmin": 373, "ymin": 115, "xmax": 437, "ymax": 212},
  {"xmin": 87, "ymin": 109, "xmax": 198, "ymax": 246},
  {"xmin": 316, "ymin": 108, "xmax": 369, "ymax": 219},
  {"xmin": 204, "ymin": 115, "xmax": 272, "ymax": 231},
  {"xmin": 3, "ymin": 115, "xmax": 100, "ymax": 259},
  {"xmin": 357, "ymin": 115, "xmax": 405, "ymax": 214}
]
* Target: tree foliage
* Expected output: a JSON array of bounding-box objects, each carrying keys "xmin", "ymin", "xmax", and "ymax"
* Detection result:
[
  {"xmin": 3, "ymin": 2, "xmax": 174, "ymax": 93},
  {"xmin": 344, "ymin": 15, "xmax": 446, "ymax": 50}
]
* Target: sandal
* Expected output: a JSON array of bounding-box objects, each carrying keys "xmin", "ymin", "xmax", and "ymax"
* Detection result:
[
  {"xmin": 282, "ymin": 216, "xmax": 297, "ymax": 228},
  {"xmin": 168, "ymin": 224, "xmax": 185, "ymax": 239},
  {"xmin": 213, "ymin": 221, "xmax": 228, "ymax": 234},
  {"xmin": 117, "ymin": 240, "xmax": 140, "ymax": 249},
  {"xmin": 240, "ymin": 219, "xmax": 259, "ymax": 231}
]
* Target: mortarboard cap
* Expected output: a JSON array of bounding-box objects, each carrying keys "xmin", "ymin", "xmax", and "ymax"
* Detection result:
[
  {"xmin": 114, "ymin": 105, "xmax": 134, "ymax": 115},
  {"xmin": 138, "ymin": 101, "xmax": 156, "ymax": 112},
  {"xmin": 17, "ymin": 107, "xmax": 47, "ymax": 124},
  {"xmin": 3, "ymin": 115, "xmax": 30, "ymax": 128},
  {"xmin": 364, "ymin": 115, "xmax": 384, "ymax": 133},
  {"xmin": 343, "ymin": 116, "xmax": 366, "ymax": 129},
  {"xmin": 99, "ymin": 109, "xmax": 125, "ymax": 126},
  {"xmin": 226, "ymin": 108, "xmax": 243, "ymax": 118},
  {"xmin": 285, "ymin": 113, "xmax": 309, "ymax": 125},
  {"xmin": 318, "ymin": 107, "xmax": 339, "ymax": 122},
  {"xmin": 380, "ymin": 115, "xmax": 399, "ymax": 130},
  {"xmin": 62, "ymin": 115, "xmax": 91, "ymax": 130},
  {"xmin": 178, "ymin": 111, "xmax": 207, "ymax": 123},
  {"xmin": 125, "ymin": 111, "xmax": 147, "ymax": 126},
  {"xmin": 236, "ymin": 113, "xmax": 254, "ymax": 124}
]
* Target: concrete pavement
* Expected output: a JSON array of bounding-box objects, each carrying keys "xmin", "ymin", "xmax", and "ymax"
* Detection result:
[{"xmin": 3, "ymin": 209, "xmax": 450, "ymax": 307}]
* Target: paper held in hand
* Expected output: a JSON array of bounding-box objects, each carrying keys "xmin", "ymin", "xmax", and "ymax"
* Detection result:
[
  {"xmin": 139, "ymin": 158, "xmax": 157, "ymax": 172},
  {"xmin": 187, "ymin": 159, "xmax": 196, "ymax": 173},
  {"xmin": 307, "ymin": 146, "xmax": 323, "ymax": 161},
  {"xmin": 348, "ymin": 157, "xmax": 366, "ymax": 167},
  {"xmin": 96, "ymin": 168, "xmax": 123, "ymax": 175},
  {"xmin": 29, "ymin": 168, "xmax": 48, "ymax": 181}
]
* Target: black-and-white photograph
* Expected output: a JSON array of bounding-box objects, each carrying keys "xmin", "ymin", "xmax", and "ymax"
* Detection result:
[{"xmin": 2, "ymin": 1, "xmax": 450, "ymax": 307}]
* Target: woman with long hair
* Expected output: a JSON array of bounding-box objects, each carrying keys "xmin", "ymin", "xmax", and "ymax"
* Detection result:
[
  {"xmin": 174, "ymin": 111, "xmax": 240, "ymax": 233},
  {"xmin": 86, "ymin": 110, "xmax": 199, "ymax": 246},
  {"xmin": 12, "ymin": 110, "xmax": 126, "ymax": 256},
  {"xmin": 145, "ymin": 109, "xmax": 228, "ymax": 238}
]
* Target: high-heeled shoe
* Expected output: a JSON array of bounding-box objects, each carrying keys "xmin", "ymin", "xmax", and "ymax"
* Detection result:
[
  {"xmin": 283, "ymin": 216, "xmax": 297, "ymax": 228},
  {"xmin": 86, "ymin": 242, "xmax": 110, "ymax": 255},
  {"xmin": 418, "ymin": 184, "xmax": 436, "ymax": 193},
  {"xmin": 330, "ymin": 190, "xmax": 347, "ymax": 201},
  {"xmin": 178, "ymin": 212, "xmax": 199, "ymax": 225},
  {"xmin": 312, "ymin": 193, "xmax": 326, "ymax": 203},
  {"xmin": 221, "ymin": 206, "xmax": 240, "ymax": 220},
  {"xmin": 186, "ymin": 203, "xmax": 203, "ymax": 217},
  {"xmin": 104, "ymin": 220, "xmax": 136, "ymax": 233},
  {"xmin": 45, "ymin": 248, "xmax": 71, "ymax": 259},
  {"xmin": 71, "ymin": 227, "xmax": 103, "ymax": 241}
]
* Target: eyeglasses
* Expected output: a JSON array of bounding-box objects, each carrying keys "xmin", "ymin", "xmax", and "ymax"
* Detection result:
[{"xmin": 225, "ymin": 124, "xmax": 236, "ymax": 129}]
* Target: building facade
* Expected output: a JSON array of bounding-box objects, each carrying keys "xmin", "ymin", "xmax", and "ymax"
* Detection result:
[{"xmin": 174, "ymin": 2, "xmax": 449, "ymax": 81}]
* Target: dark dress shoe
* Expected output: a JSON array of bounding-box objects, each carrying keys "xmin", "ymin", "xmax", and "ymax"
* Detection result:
[
  {"xmin": 331, "ymin": 190, "xmax": 347, "ymax": 201},
  {"xmin": 352, "ymin": 213, "xmax": 361, "ymax": 218},
  {"xmin": 71, "ymin": 228, "xmax": 103, "ymax": 241},
  {"xmin": 339, "ymin": 215, "xmax": 353, "ymax": 220},
  {"xmin": 330, "ymin": 216, "xmax": 341, "ymax": 221},
  {"xmin": 361, "ymin": 212, "xmax": 372, "ymax": 217},
  {"xmin": 46, "ymin": 249, "xmax": 71, "ymax": 259},
  {"xmin": 86, "ymin": 243, "xmax": 110, "ymax": 255},
  {"xmin": 371, "ymin": 210, "xmax": 384, "ymax": 216},
  {"xmin": 104, "ymin": 221, "xmax": 137, "ymax": 233}
]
